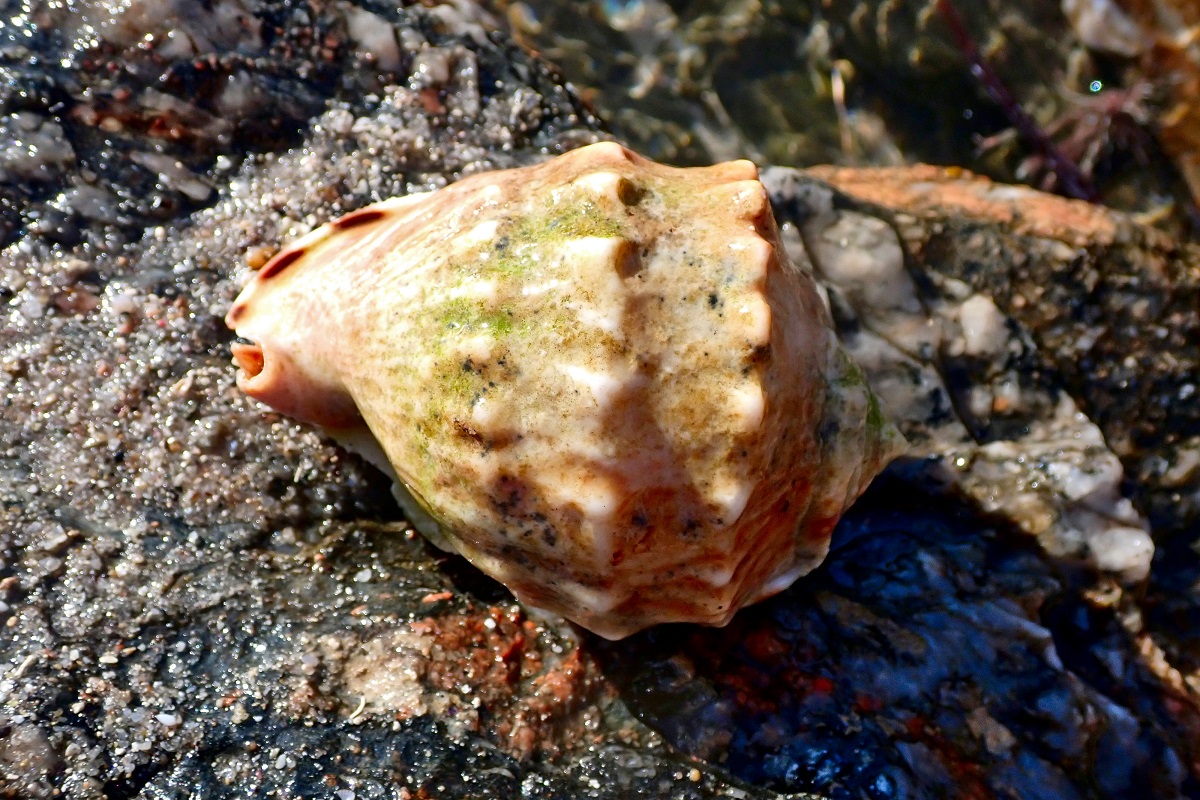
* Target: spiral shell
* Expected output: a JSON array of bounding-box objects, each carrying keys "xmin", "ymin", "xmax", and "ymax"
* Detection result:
[{"xmin": 226, "ymin": 142, "xmax": 902, "ymax": 638}]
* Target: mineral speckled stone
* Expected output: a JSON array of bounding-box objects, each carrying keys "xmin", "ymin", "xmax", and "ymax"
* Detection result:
[{"xmin": 226, "ymin": 142, "xmax": 903, "ymax": 638}]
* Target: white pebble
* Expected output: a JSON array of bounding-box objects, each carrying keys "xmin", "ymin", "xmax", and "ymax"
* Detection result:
[{"xmin": 959, "ymin": 294, "xmax": 1007, "ymax": 358}]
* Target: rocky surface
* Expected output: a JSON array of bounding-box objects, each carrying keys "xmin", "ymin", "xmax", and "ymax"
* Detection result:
[
  {"xmin": 2, "ymin": 2, "xmax": 1200, "ymax": 799},
  {"xmin": 807, "ymin": 164, "xmax": 1200, "ymax": 540}
]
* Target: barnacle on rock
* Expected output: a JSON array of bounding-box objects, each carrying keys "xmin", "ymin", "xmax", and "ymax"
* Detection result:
[{"xmin": 225, "ymin": 142, "xmax": 903, "ymax": 638}]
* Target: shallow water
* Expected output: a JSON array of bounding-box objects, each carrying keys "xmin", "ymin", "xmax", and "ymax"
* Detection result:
[{"xmin": 488, "ymin": 0, "xmax": 1194, "ymax": 230}]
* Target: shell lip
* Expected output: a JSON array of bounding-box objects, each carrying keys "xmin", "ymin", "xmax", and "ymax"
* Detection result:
[
  {"xmin": 227, "ymin": 336, "xmax": 363, "ymax": 430},
  {"xmin": 229, "ymin": 336, "xmax": 280, "ymax": 402},
  {"xmin": 231, "ymin": 340, "xmax": 264, "ymax": 379}
]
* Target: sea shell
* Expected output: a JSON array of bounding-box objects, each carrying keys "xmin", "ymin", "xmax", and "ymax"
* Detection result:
[{"xmin": 225, "ymin": 142, "xmax": 903, "ymax": 639}]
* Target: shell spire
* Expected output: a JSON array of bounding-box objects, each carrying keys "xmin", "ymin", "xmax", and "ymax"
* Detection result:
[{"xmin": 226, "ymin": 142, "xmax": 904, "ymax": 639}]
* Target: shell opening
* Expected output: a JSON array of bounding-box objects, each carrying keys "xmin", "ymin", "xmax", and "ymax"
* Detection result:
[{"xmin": 231, "ymin": 341, "xmax": 265, "ymax": 379}]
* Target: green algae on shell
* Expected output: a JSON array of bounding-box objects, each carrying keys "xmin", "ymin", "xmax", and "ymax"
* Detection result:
[{"xmin": 225, "ymin": 142, "xmax": 904, "ymax": 639}]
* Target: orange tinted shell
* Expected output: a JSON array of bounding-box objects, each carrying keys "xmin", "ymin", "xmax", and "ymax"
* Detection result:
[{"xmin": 226, "ymin": 142, "xmax": 903, "ymax": 638}]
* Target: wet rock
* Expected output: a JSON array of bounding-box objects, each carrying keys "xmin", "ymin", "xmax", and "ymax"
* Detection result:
[
  {"xmin": 3, "ymin": 3, "xmax": 1200, "ymax": 800},
  {"xmin": 0, "ymin": 720, "xmax": 61, "ymax": 797},
  {"xmin": 764, "ymin": 166, "xmax": 1156, "ymax": 586},
  {"xmin": 806, "ymin": 164, "xmax": 1200, "ymax": 540},
  {"xmin": 0, "ymin": 0, "xmax": 588, "ymax": 249},
  {"xmin": 596, "ymin": 480, "xmax": 1191, "ymax": 799}
]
